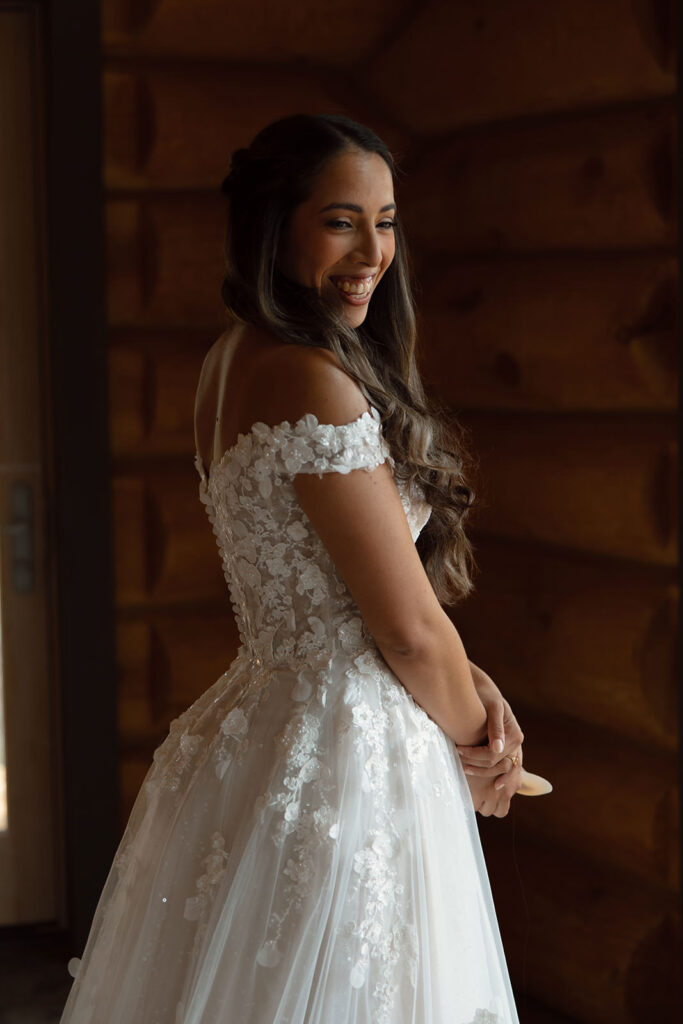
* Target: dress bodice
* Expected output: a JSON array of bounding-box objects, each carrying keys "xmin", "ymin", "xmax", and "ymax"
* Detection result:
[{"xmin": 194, "ymin": 407, "xmax": 432, "ymax": 673}]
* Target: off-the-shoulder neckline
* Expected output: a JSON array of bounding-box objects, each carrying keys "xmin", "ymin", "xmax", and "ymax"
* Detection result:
[{"xmin": 195, "ymin": 405, "xmax": 381, "ymax": 483}]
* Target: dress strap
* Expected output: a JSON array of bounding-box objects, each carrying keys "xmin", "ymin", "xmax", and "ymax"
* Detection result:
[{"xmin": 194, "ymin": 451, "xmax": 209, "ymax": 485}]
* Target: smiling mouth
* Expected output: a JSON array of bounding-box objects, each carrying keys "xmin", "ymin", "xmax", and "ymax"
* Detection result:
[{"xmin": 329, "ymin": 274, "xmax": 375, "ymax": 302}]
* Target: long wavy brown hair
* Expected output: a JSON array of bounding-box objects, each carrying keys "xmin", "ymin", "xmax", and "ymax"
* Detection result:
[{"xmin": 220, "ymin": 113, "xmax": 475, "ymax": 605}]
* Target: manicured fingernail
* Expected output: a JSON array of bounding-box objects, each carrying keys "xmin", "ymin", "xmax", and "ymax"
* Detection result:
[
  {"xmin": 495, "ymin": 780, "xmax": 505, "ymax": 790},
  {"xmin": 493, "ymin": 739, "xmax": 504, "ymax": 754},
  {"xmin": 464, "ymin": 767, "xmax": 474, "ymax": 775}
]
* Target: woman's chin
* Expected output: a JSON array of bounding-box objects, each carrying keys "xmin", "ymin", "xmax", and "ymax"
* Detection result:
[
  {"xmin": 322, "ymin": 284, "xmax": 371, "ymax": 328},
  {"xmin": 341, "ymin": 305, "xmax": 369, "ymax": 328}
]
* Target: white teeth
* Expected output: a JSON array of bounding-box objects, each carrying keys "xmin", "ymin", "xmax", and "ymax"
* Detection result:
[{"xmin": 334, "ymin": 277, "xmax": 372, "ymax": 297}]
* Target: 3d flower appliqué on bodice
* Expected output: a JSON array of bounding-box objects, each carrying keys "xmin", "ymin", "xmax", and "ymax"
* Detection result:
[
  {"xmin": 59, "ymin": 404, "xmax": 518, "ymax": 1024},
  {"xmin": 193, "ymin": 407, "xmax": 432, "ymax": 675}
]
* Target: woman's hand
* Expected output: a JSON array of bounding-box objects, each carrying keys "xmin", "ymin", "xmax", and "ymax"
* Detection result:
[
  {"xmin": 465, "ymin": 771, "xmax": 518, "ymax": 818},
  {"xmin": 457, "ymin": 662, "xmax": 524, "ymax": 797}
]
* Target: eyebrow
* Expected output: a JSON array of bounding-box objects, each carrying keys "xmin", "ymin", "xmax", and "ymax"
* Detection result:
[{"xmin": 318, "ymin": 202, "xmax": 397, "ymax": 214}]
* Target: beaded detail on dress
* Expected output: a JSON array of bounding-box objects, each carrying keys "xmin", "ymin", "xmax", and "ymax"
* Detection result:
[{"xmin": 59, "ymin": 405, "xmax": 517, "ymax": 1024}]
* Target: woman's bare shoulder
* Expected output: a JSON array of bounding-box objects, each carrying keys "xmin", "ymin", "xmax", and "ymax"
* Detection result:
[
  {"xmin": 250, "ymin": 339, "xmax": 370, "ymax": 427},
  {"xmin": 195, "ymin": 323, "xmax": 371, "ymax": 457},
  {"xmin": 195, "ymin": 322, "xmax": 279, "ymax": 406}
]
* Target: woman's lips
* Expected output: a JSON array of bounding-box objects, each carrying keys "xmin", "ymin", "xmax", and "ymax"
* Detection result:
[{"xmin": 329, "ymin": 274, "xmax": 375, "ymax": 304}]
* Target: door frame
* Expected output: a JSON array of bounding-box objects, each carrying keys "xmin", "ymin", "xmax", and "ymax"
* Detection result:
[{"xmin": 41, "ymin": 0, "xmax": 120, "ymax": 948}]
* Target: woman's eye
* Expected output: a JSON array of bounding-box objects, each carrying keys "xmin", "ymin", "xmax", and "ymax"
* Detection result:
[{"xmin": 325, "ymin": 219, "xmax": 396, "ymax": 231}]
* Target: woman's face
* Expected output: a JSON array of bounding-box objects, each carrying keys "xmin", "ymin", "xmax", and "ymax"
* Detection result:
[{"xmin": 278, "ymin": 148, "xmax": 396, "ymax": 328}]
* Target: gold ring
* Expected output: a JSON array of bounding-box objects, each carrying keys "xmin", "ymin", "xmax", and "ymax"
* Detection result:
[{"xmin": 510, "ymin": 754, "xmax": 519, "ymax": 767}]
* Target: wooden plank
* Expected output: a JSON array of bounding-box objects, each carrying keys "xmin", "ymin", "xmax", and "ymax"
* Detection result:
[
  {"xmin": 503, "ymin": 708, "xmax": 678, "ymax": 889},
  {"xmin": 419, "ymin": 254, "xmax": 677, "ymax": 411},
  {"xmin": 103, "ymin": 66, "xmax": 406, "ymax": 190},
  {"xmin": 369, "ymin": 0, "xmax": 676, "ymax": 134},
  {"xmin": 157, "ymin": 608, "xmax": 239, "ymax": 712},
  {"xmin": 105, "ymin": 199, "xmax": 143, "ymax": 321},
  {"xmin": 460, "ymin": 412, "xmax": 677, "ymax": 565},
  {"xmin": 116, "ymin": 619, "xmax": 153, "ymax": 738},
  {"xmin": 108, "ymin": 330, "xmax": 214, "ymax": 455},
  {"xmin": 117, "ymin": 608, "xmax": 239, "ymax": 745},
  {"xmin": 102, "ymin": 0, "xmax": 405, "ymax": 65},
  {"xmin": 401, "ymin": 103, "xmax": 677, "ymax": 253},
  {"xmin": 112, "ymin": 470, "xmax": 225, "ymax": 605},
  {"xmin": 480, "ymin": 835, "xmax": 680, "ymax": 1024},
  {"xmin": 112, "ymin": 477, "xmax": 149, "ymax": 602},
  {"xmin": 105, "ymin": 195, "xmax": 226, "ymax": 327},
  {"xmin": 117, "ymin": 604, "xmax": 240, "ymax": 821},
  {"xmin": 108, "ymin": 346, "xmax": 146, "ymax": 450},
  {"xmin": 455, "ymin": 540, "xmax": 678, "ymax": 749}
]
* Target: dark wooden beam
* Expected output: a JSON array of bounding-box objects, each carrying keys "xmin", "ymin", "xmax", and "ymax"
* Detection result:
[{"xmin": 42, "ymin": 0, "xmax": 120, "ymax": 948}]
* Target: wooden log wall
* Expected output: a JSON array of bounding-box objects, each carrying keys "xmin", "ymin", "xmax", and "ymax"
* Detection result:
[{"xmin": 101, "ymin": 1, "xmax": 679, "ymax": 1020}]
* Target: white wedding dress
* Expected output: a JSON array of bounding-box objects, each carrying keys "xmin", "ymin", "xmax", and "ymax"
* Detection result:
[{"xmin": 60, "ymin": 406, "xmax": 519, "ymax": 1024}]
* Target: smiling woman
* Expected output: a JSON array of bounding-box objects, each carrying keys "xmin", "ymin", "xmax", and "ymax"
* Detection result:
[
  {"xmin": 218, "ymin": 115, "xmax": 476, "ymax": 609},
  {"xmin": 276, "ymin": 150, "xmax": 397, "ymax": 327},
  {"xmin": 60, "ymin": 114, "xmax": 529, "ymax": 1024}
]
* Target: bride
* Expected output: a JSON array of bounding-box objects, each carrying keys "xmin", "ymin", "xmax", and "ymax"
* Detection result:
[{"xmin": 60, "ymin": 113, "xmax": 533, "ymax": 1023}]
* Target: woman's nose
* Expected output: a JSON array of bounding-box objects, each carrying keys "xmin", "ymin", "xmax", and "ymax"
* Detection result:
[{"xmin": 353, "ymin": 226, "xmax": 382, "ymax": 267}]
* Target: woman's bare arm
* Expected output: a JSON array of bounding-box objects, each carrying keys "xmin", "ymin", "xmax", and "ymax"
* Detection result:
[
  {"xmin": 251, "ymin": 344, "xmax": 488, "ymax": 747},
  {"xmin": 294, "ymin": 461, "xmax": 487, "ymax": 746}
]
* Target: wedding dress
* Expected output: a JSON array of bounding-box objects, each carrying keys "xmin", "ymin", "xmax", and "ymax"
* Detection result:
[{"xmin": 60, "ymin": 405, "xmax": 519, "ymax": 1024}]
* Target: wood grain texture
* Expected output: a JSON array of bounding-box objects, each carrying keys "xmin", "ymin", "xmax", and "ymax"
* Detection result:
[
  {"xmin": 500, "ymin": 708, "xmax": 679, "ymax": 888},
  {"xmin": 455, "ymin": 540, "xmax": 678, "ymax": 749},
  {"xmin": 400, "ymin": 103, "xmax": 677, "ymax": 253},
  {"xmin": 461, "ymin": 412, "xmax": 677, "ymax": 565},
  {"xmin": 108, "ymin": 330, "xmax": 214, "ymax": 455},
  {"xmin": 102, "ymin": 0, "xmax": 408, "ymax": 64},
  {"xmin": 419, "ymin": 254, "xmax": 677, "ymax": 411},
  {"xmin": 112, "ymin": 470, "xmax": 225, "ymax": 605},
  {"xmin": 481, "ymin": 834, "xmax": 680, "ymax": 1024},
  {"xmin": 105, "ymin": 195, "xmax": 226, "ymax": 327},
  {"xmin": 103, "ymin": 66, "xmax": 406, "ymax": 190},
  {"xmin": 117, "ymin": 606, "xmax": 240, "ymax": 822},
  {"xmin": 369, "ymin": 0, "xmax": 676, "ymax": 134},
  {"xmin": 116, "ymin": 608, "xmax": 239, "ymax": 746}
]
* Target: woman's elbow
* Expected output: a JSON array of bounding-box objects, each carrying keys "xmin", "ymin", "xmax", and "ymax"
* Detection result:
[{"xmin": 373, "ymin": 614, "xmax": 445, "ymax": 660}]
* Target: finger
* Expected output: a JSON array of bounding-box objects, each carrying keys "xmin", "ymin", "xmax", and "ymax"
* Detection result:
[
  {"xmin": 494, "ymin": 792, "xmax": 513, "ymax": 818},
  {"xmin": 487, "ymin": 700, "xmax": 505, "ymax": 755},
  {"xmin": 504, "ymin": 721, "xmax": 524, "ymax": 750},
  {"xmin": 463, "ymin": 758, "xmax": 512, "ymax": 778},
  {"xmin": 501, "ymin": 704, "xmax": 525, "ymax": 752},
  {"xmin": 463, "ymin": 765, "xmax": 503, "ymax": 778},
  {"xmin": 495, "ymin": 762, "xmax": 522, "ymax": 793},
  {"xmin": 456, "ymin": 746, "xmax": 504, "ymax": 768},
  {"xmin": 490, "ymin": 774, "xmax": 515, "ymax": 816}
]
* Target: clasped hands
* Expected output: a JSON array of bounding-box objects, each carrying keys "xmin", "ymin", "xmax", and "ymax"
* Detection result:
[{"xmin": 457, "ymin": 661, "xmax": 524, "ymax": 818}]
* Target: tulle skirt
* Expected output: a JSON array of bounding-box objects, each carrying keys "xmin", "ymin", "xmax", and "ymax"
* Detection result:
[{"xmin": 59, "ymin": 645, "xmax": 519, "ymax": 1024}]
